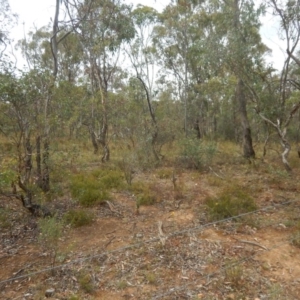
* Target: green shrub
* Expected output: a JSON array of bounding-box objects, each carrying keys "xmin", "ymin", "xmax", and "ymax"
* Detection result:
[
  {"xmin": 291, "ymin": 231, "xmax": 300, "ymax": 248},
  {"xmin": 70, "ymin": 174, "xmax": 110, "ymax": 206},
  {"xmin": 156, "ymin": 168, "xmax": 173, "ymax": 179},
  {"xmin": 130, "ymin": 181, "xmax": 157, "ymax": 207},
  {"xmin": 98, "ymin": 170, "xmax": 124, "ymax": 189},
  {"xmin": 144, "ymin": 272, "xmax": 158, "ymax": 284},
  {"xmin": 91, "ymin": 168, "xmax": 125, "ymax": 189},
  {"xmin": 205, "ymin": 185, "xmax": 257, "ymax": 221},
  {"xmin": 38, "ymin": 217, "xmax": 63, "ymax": 245},
  {"xmin": 64, "ymin": 209, "xmax": 94, "ymax": 227},
  {"xmin": 78, "ymin": 272, "xmax": 95, "ymax": 294},
  {"xmin": 137, "ymin": 193, "xmax": 156, "ymax": 207},
  {"xmin": 0, "ymin": 208, "xmax": 10, "ymax": 229},
  {"xmin": 38, "ymin": 217, "xmax": 63, "ymax": 267},
  {"xmin": 178, "ymin": 138, "xmax": 217, "ymax": 170}
]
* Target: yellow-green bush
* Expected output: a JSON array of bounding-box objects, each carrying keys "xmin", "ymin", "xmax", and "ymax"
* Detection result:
[
  {"xmin": 78, "ymin": 272, "xmax": 95, "ymax": 294},
  {"xmin": 70, "ymin": 174, "xmax": 109, "ymax": 206},
  {"xmin": 205, "ymin": 185, "xmax": 257, "ymax": 221},
  {"xmin": 130, "ymin": 181, "xmax": 157, "ymax": 207},
  {"xmin": 91, "ymin": 169, "xmax": 124, "ymax": 189},
  {"xmin": 0, "ymin": 208, "xmax": 10, "ymax": 229},
  {"xmin": 64, "ymin": 209, "xmax": 94, "ymax": 227},
  {"xmin": 70, "ymin": 169, "xmax": 124, "ymax": 206},
  {"xmin": 156, "ymin": 168, "xmax": 173, "ymax": 179}
]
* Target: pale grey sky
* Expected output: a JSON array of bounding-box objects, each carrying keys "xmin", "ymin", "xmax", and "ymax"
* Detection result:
[{"xmin": 8, "ymin": 0, "xmax": 287, "ymax": 71}]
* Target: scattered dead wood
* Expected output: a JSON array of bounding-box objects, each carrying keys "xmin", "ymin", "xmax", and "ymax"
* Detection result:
[
  {"xmin": 233, "ymin": 238, "xmax": 268, "ymax": 250},
  {"xmin": 158, "ymin": 220, "xmax": 166, "ymax": 246},
  {"xmin": 105, "ymin": 200, "xmax": 122, "ymax": 217}
]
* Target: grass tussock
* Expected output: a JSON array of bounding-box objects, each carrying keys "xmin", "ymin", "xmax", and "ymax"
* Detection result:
[
  {"xmin": 70, "ymin": 169, "xmax": 124, "ymax": 206},
  {"xmin": 0, "ymin": 208, "xmax": 11, "ymax": 229},
  {"xmin": 64, "ymin": 209, "xmax": 94, "ymax": 228},
  {"xmin": 205, "ymin": 185, "xmax": 257, "ymax": 221},
  {"xmin": 177, "ymin": 138, "xmax": 217, "ymax": 170},
  {"xmin": 130, "ymin": 181, "xmax": 158, "ymax": 207},
  {"xmin": 78, "ymin": 271, "xmax": 95, "ymax": 294}
]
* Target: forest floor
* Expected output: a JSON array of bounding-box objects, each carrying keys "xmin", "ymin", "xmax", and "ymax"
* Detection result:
[{"xmin": 1, "ymin": 146, "xmax": 300, "ymax": 300}]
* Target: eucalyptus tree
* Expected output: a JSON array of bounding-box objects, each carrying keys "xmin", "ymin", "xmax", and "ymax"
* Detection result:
[
  {"xmin": 68, "ymin": 0, "xmax": 134, "ymax": 162},
  {"xmin": 155, "ymin": 0, "xmax": 229, "ymax": 139},
  {"xmin": 0, "ymin": 0, "xmax": 17, "ymax": 60},
  {"xmin": 222, "ymin": 0, "xmax": 267, "ymax": 158},
  {"xmin": 253, "ymin": 0, "xmax": 300, "ymax": 171},
  {"xmin": 127, "ymin": 5, "xmax": 161, "ymax": 160}
]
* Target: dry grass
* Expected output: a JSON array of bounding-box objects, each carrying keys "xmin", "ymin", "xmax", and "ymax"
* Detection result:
[{"xmin": 1, "ymin": 140, "xmax": 300, "ymax": 299}]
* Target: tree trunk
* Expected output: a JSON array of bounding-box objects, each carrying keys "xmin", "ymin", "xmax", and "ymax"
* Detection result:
[
  {"xmin": 41, "ymin": 138, "xmax": 50, "ymax": 192},
  {"xmin": 236, "ymin": 79, "xmax": 255, "ymax": 159},
  {"xmin": 36, "ymin": 135, "xmax": 42, "ymax": 187},
  {"xmin": 88, "ymin": 125, "xmax": 99, "ymax": 154}
]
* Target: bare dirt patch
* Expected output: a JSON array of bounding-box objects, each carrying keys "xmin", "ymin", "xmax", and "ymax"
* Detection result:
[{"xmin": 1, "ymin": 165, "xmax": 300, "ymax": 299}]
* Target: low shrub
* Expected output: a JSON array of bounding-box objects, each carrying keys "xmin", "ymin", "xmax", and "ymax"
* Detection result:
[
  {"xmin": 137, "ymin": 193, "xmax": 156, "ymax": 207},
  {"xmin": 0, "ymin": 208, "xmax": 10, "ymax": 229},
  {"xmin": 130, "ymin": 181, "xmax": 157, "ymax": 207},
  {"xmin": 205, "ymin": 185, "xmax": 257, "ymax": 221},
  {"xmin": 291, "ymin": 231, "xmax": 300, "ymax": 248},
  {"xmin": 156, "ymin": 168, "xmax": 173, "ymax": 179},
  {"xmin": 70, "ymin": 174, "xmax": 110, "ymax": 206},
  {"xmin": 78, "ymin": 272, "xmax": 95, "ymax": 294},
  {"xmin": 178, "ymin": 138, "xmax": 217, "ymax": 170},
  {"xmin": 64, "ymin": 209, "xmax": 94, "ymax": 227},
  {"xmin": 38, "ymin": 217, "xmax": 63, "ymax": 267}
]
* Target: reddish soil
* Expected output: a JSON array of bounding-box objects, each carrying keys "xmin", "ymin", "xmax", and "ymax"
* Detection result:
[{"xmin": 1, "ymin": 165, "xmax": 300, "ymax": 299}]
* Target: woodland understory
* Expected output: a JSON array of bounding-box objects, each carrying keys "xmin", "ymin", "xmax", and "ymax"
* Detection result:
[{"xmin": 1, "ymin": 0, "xmax": 300, "ymax": 299}]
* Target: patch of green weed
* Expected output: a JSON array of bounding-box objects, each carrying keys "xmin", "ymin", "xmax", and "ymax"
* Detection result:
[
  {"xmin": 156, "ymin": 168, "xmax": 173, "ymax": 179},
  {"xmin": 117, "ymin": 280, "xmax": 128, "ymax": 290},
  {"xmin": 130, "ymin": 181, "xmax": 157, "ymax": 207},
  {"xmin": 144, "ymin": 272, "xmax": 157, "ymax": 284},
  {"xmin": 0, "ymin": 208, "xmax": 10, "ymax": 229},
  {"xmin": 178, "ymin": 138, "xmax": 217, "ymax": 170},
  {"xmin": 70, "ymin": 174, "xmax": 110, "ymax": 206},
  {"xmin": 64, "ymin": 209, "xmax": 94, "ymax": 227},
  {"xmin": 291, "ymin": 231, "xmax": 300, "ymax": 248},
  {"xmin": 205, "ymin": 185, "xmax": 257, "ymax": 221},
  {"xmin": 78, "ymin": 272, "xmax": 95, "ymax": 294}
]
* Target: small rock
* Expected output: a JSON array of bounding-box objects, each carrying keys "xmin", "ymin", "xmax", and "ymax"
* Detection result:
[
  {"xmin": 24, "ymin": 293, "xmax": 32, "ymax": 298},
  {"xmin": 136, "ymin": 233, "xmax": 143, "ymax": 238},
  {"xmin": 45, "ymin": 288, "xmax": 55, "ymax": 298}
]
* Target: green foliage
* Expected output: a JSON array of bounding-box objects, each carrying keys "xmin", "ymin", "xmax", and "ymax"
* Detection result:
[
  {"xmin": 38, "ymin": 217, "xmax": 63, "ymax": 267},
  {"xmin": 92, "ymin": 169, "xmax": 124, "ymax": 190},
  {"xmin": 137, "ymin": 193, "xmax": 156, "ymax": 207},
  {"xmin": 0, "ymin": 168, "xmax": 16, "ymax": 190},
  {"xmin": 224, "ymin": 262, "xmax": 244, "ymax": 290},
  {"xmin": 291, "ymin": 231, "xmax": 300, "ymax": 248},
  {"xmin": 118, "ymin": 156, "xmax": 136, "ymax": 185},
  {"xmin": 156, "ymin": 168, "xmax": 173, "ymax": 179},
  {"xmin": 0, "ymin": 208, "xmax": 10, "ymax": 229},
  {"xmin": 144, "ymin": 271, "xmax": 157, "ymax": 284},
  {"xmin": 205, "ymin": 185, "xmax": 257, "ymax": 221},
  {"xmin": 70, "ymin": 169, "xmax": 124, "ymax": 206},
  {"xmin": 38, "ymin": 217, "xmax": 63, "ymax": 245},
  {"xmin": 178, "ymin": 138, "xmax": 217, "ymax": 170},
  {"xmin": 68, "ymin": 295, "xmax": 80, "ymax": 300},
  {"xmin": 130, "ymin": 181, "xmax": 157, "ymax": 207},
  {"xmin": 78, "ymin": 272, "xmax": 95, "ymax": 294},
  {"xmin": 64, "ymin": 209, "xmax": 94, "ymax": 228},
  {"xmin": 70, "ymin": 174, "xmax": 110, "ymax": 206},
  {"xmin": 117, "ymin": 280, "xmax": 128, "ymax": 290}
]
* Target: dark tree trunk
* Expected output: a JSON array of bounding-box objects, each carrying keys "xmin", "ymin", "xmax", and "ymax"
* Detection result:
[
  {"xmin": 41, "ymin": 139, "xmax": 50, "ymax": 192},
  {"xmin": 193, "ymin": 118, "xmax": 201, "ymax": 139},
  {"xmin": 236, "ymin": 79, "xmax": 255, "ymax": 159},
  {"xmin": 36, "ymin": 135, "xmax": 42, "ymax": 187},
  {"xmin": 88, "ymin": 125, "xmax": 99, "ymax": 154}
]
